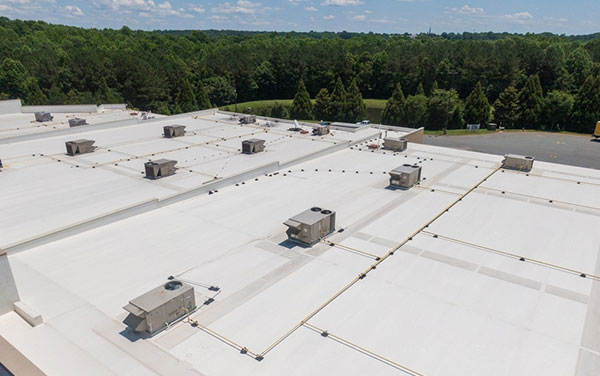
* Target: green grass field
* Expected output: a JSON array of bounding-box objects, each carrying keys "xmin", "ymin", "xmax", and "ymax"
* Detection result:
[{"xmin": 220, "ymin": 99, "xmax": 387, "ymax": 123}]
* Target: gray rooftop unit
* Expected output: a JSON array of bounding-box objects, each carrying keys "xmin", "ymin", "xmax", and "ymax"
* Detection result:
[
  {"xmin": 502, "ymin": 154, "xmax": 534, "ymax": 171},
  {"xmin": 65, "ymin": 139, "xmax": 95, "ymax": 156},
  {"xmin": 312, "ymin": 125, "xmax": 330, "ymax": 136},
  {"xmin": 123, "ymin": 280, "xmax": 196, "ymax": 336},
  {"xmin": 144, "ymin": 159, "xmax": 177, "ymax": 179},
  {"xmin": 383, "ymin": 137, "xmax": 408, "ymax": 152},
  {"xmin": 389, "ymin": 164, "xmax": 422, "ymax": 189},
  {"xmin": 34, "ymin": 111, "xmax": 53, "ymax": 122},
  {"xmin": 68, "ymin": 118, "xmax": 88, "ymax": 127},
  {"xmin": 163, "ymin": 125, "xmax": 186, "ymax": 138},
  {"xmin": 239, "ymin": 115, "xmax": 256, "ymax": 124},
  {"xmin": 284, "ymin": 207, "xmax": 336, "ymax": 246},
  {"xmin": 242, "ymin": 138, "xmax": 265, "ymax": 154}
]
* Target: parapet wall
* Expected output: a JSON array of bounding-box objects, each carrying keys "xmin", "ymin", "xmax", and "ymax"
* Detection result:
[{"xmin": 0, "ymin": 100, "xmax": 22, "ymax": 115}]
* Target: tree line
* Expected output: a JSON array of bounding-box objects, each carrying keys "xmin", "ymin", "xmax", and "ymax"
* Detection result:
[{"xmin": 0, "ymin": 17, "xmax": 599, "ymax": 132}]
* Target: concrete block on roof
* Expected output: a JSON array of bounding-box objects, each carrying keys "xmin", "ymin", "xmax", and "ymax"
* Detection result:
[
  {"xmin": 65, "ymin": 139, "xmax": 95, "ymax": 156},
  {"xmin": 502, "ymin": 154, "xmax": 534, "ymax": 171},
  {"xmin": 242, "ymin": 139, "xmax": 265, "ymax": 154},
  {"xmin": 163, "ymin": 125, "xmax": 186, "ymax": 138},
  {"xmin": 383, "ymin": 137, "xmax": 407, "ymax": 152},
  {"xmin": 34, "ymin": 112, "xmax": 53, "ymax": 122}
]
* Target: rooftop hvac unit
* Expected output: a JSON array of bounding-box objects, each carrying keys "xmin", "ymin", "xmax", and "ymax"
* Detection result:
[
  {"xmin": 284, "ymin": 207, "xmax": 336, "ymax": 246},
  {"xmin": 68, "ymin": 118, "xmax": 88, "ymax": 127},
  {"xmin": 389, "ymin": 164, "xmax": 422, "ymax": 189},
  {"xmin": 383, "ymin": 137, "xmax": 408, "ymax": 152},
  {"xmin": 312, "ymin": 124, "xmax": 330, "ymax": 136},
  {"xmin": 502, "ymin": 154, "xmax": 534, "ymax": 171},
  {"xmin": 239, "ymin": 115, "xmax": 256, "ymax": 124},
  {"xmin": 123, "ymin": 280, "xmax": 196, "ymax": 336},
  {"xmin": 34, "ymin": 111, "xmax": 53, "ymax": 122},
  {"xmin": 144, "ymin": 159, "xmax": 177, "ymax": 179},
  {"xmin": 163, "ymin": 125, "xmax": 186, "ymax": 138},
  {"xmin": 65, "ymin": 139, "xmax": 95, "ymax": 156},
  {"xmin": 242, "ymin": 139, "xmax": 265, "ymax": 154}
]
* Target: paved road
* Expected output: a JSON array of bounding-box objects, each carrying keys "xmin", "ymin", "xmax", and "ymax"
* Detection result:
[{"xmin": 423, "ymin": 132, "xmax": 600, "ymax": 170}]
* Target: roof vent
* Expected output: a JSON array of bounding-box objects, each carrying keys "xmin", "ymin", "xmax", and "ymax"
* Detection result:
[
  {"xmin": 68, "ymin": 118, "xmax": 88, "ymax": 127},
  {"xmin": 163, "ymin": 125, "xmax": 186, "ymax": 138},
  {"xmin": 312, "ymin": 124, "xmax": 330, "ymax": 136},
  {"xmin": 144, "ymin": 159, "xmax": 177, "ymax": 179},
  {"xmin": 389, "ymin": 164, "xmax": 422, "ymax": 189},
  {"xmin": 502, "ymin": 154, "xmax": 534, "ymax": 171},
  {"xmin": 65, "ymin": 139, "xmax": 95, "ymax": 156},
  {"xmin": 242, "ymin": 139, "xmax": 265, "ymax": 154},
  {"xmin": 123, "ymin": 280, "xmax": 196, "ymax": 335},
  {"xmin": 284, "ymin": 207, "xmax": 336, "ymax": 246},
  {"xmin": 383, "ymin": 137, "xmax": 407, "ymax": 152},
  {"xmin": 34, "ymin": 111, "xmax": 53, "ymax": 122},
  {"xmin": 239, "ymin": 115, "xmax": 256, "ymax": 124}
]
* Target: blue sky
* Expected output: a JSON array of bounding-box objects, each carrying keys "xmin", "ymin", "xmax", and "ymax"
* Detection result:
[{"xmin": 0, "ymin": 0, "xmax": 598, "ymax": 34}]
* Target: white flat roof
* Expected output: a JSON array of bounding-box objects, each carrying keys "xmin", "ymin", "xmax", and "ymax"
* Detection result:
[{"xmin": 0, "ymin": 110, "xmax": 598, "ymax": 376}]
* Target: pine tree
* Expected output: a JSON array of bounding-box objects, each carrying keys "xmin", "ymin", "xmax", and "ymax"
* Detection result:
[
  {"xmin": 404, "ymin": 94, "xmax": 428, "ymax": 128},
  {"xmin": 196, "ymin": 81, "xmax": 211, "ymax": 109},
  {"xmin": 176, "ymin": 78, "xmax": 198, "ymax": 113},
  {"xmin": 381, "ymin": 83, "xmax": 405, "ymax": 126},
  {"xmin": 543, "ymin": 90, "xmax": 574, "ymax": 131},
  {"xmin": 329, "ymin": 77, "xmax": 346, "ymax": 121},
  {"xmin": 493, "ymin": 86, "xmax": 520, "ymax": 129},
  {"xmin": 345, "ymin": 78, "xmax": 366, "ymax": 122},
  {"xmin": 313, "ymin": 88, "xmax": 331, "ymax": 121},
  {"xmin": 464, "ymin": 81, "xmax": 491, "ymax": 126},
  {"xmin": 416, "ymin": 82, "xmax": 425, "ymax": 96},
  {"xmin": 571, "ymin": 75, "xmax": 600, "ymax": 133},
  {"xmin": 427, "ymin": 88, "xmax": 462, "ymax": 130},
  {"xmin": 518, "ymin": 74, "xmax": 544, "ymax": 128},
  {"xmin": 290, "ymin": 79, "xmax": 313, "ymax": 120}
]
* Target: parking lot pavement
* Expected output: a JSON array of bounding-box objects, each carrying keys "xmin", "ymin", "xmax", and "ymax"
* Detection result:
[{"xmin": 424, "ymin": 132, "xmax": 600, "ymax": 169}]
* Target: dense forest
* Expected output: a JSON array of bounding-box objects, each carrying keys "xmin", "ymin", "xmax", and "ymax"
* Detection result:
[{"xmin": 1, "ymin": 17, "xmax": 600, "ymax": 133}]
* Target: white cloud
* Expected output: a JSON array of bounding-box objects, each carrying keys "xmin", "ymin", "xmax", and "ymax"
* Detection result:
[
  {"xmin": 353, "ymin": 15, "xmax": 365, "ymax": 21},
  {"xmin": 212, "ymin": 1, "xmax": 269, "ymax": 15},
  {"xmin": 191, "ymin": 6, "xmax": 205, "ymax": 13},
  {"xmin": 323, "ymin": 14, "xmax": 335, "ymax": 19},
  {"xmin": 321, "ymin": 0, "xmax": 363, "ymax": 6},
  {"xmin": 502, "ymin": 11, "xmax": 533, "ymax": 24},
  {"xmin": 450, "ymin": 5, "xmax": 484, "ymax": 15},
  {"xmin": 93, "ymin": 0, "xmax": 191, "ymax": 17},
  {"xmin": 65, "ymin": 5, "xmax": 84, "ymax": 16},
  {"xmin": 305, "ymin": 6, "xmax": 317, "ymax": 11}
]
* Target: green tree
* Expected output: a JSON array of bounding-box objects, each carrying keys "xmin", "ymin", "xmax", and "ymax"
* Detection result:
[
  {"xmin": 493, "ymin": 86, "xmax": 520, "ymax": 129},
  {"xmin": 196, "ymin": 81, "xmax": 212, "ymax": 109},
  {"xmin": 203, "ymin": 76, "xmax": 237, "ymax": 106},
  {"xmin": 518, "ymin": 75, "xmax": 544, "ymax": 128},
  {"xmin": 543, "ymin": 90, "xmax": 574, "ymax": 130},
  {"xmin": 427, "ymin": 88, "xmax": 462, "ymax": 130},
  {"xmin": 416, "ymin": 82, "xmax": 425, "ymax": 96},
  {"xmin": 270, "ymin": 101, "xmax": 289, "ymax": 119},
  {"xmin": 381, "ymin": 83, "xmax": 406, "ymax": 126},
  {"xmin": 290, "ymin": 79, "xmax": 313, "ymax": 120},
  {"xmin": 329, "ymin": 77, "xmax": 346, "ymax": 121},
  {"xmin": 175, "ymin": 78, "xmax": 198, "ymax": 113},
  {"xmin": 345, "ymin": 78, "xmax": 366, "ymax": 122},
  {"xmin": 566, "ymin": 48, "xmax": 593, "ymax": 88},
  {"xmin": 313, "ymin": 88, "xmax": 331, "ymax": 121},
  {"xmin": 23, "ymin": 77, "xmax": 47, "ymax": 105},
  {"xmin": 464, "ymin": 81, "xmax": 491, "ymax": 126},
  {"xmin": 404, "ymin": 94, "xmax": 428, "ymax": 128},
  {"xmin": 252, "ymin": 61, "xmax": 276, "ymax": 99},
  {"xmin": 570, "ymin": 75, "xmax": 600, "ymax": 133},
  {"xmin": 0, "ymin": 58, "xmax": 28, "ymax": 99}
]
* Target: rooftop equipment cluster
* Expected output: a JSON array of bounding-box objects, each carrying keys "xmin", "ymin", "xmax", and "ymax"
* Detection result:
[
  {"xmin": 502, "ymin": 154, "xmax": 534, "ymax": 171},
  {"xmin": 68, "ymin": 118, "xmax": 88, "ymax": 127},
  {"xmin": 123, "ymin": 280, "xmax": 196, "ymax": 335},
  {"xmin": 242, "ymin": 139, "xmax": 265, "ymax": 154},
  {"xmin": 389, "ymin": 164, "xmax": 422, "ymax": 189},
  {"xmin": 239, "ymin": 115, "xmax": 256, "ymax": 125},
  {"xmin": 383, "ymin": 137, "xmax": 407, "ymax": 152},
  {"xmin": 284, "ymin": 207, "xmax": 336, "ymax": 246},
  {"xmin": 164, "ymin": 125, "xmax": 186, "ymax": 138},
  {"xmin": 65, "ymin": 139, "xmax": 95, "ymax": 156},
  {"xmin": 144, "ymin": 159, "xmax": 177, "ymax": 179}
]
